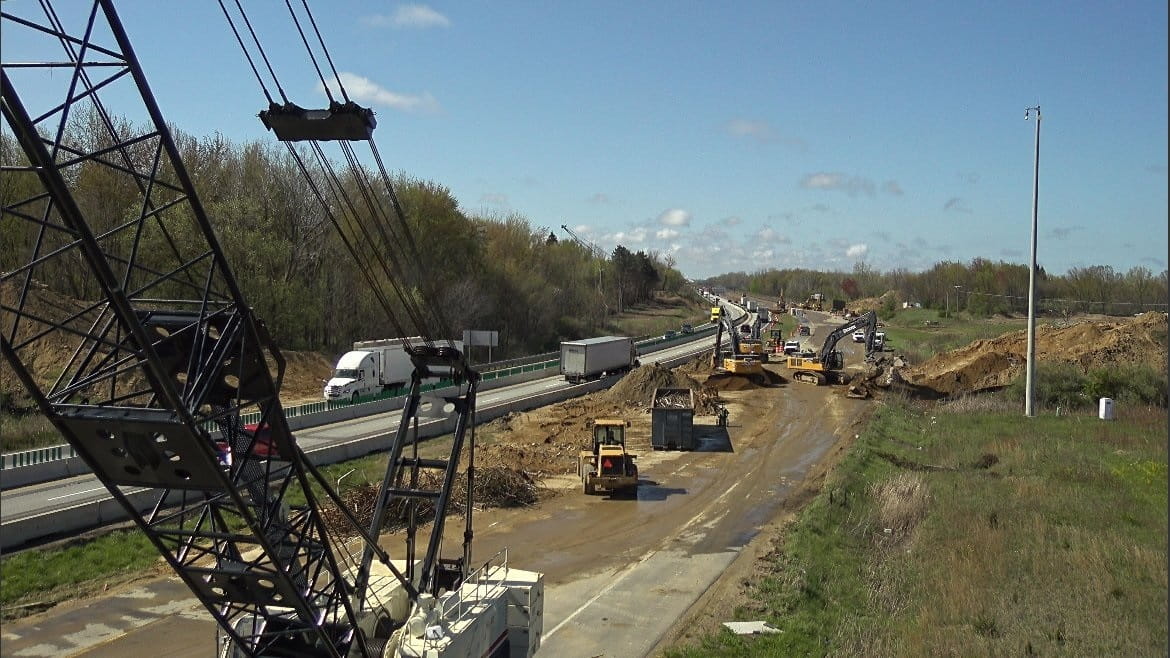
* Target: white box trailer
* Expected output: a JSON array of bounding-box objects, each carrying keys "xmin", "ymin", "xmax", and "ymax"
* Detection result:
[{"xmin": 560, "ymin": 336, "xmax": 637, "ymax": 383}]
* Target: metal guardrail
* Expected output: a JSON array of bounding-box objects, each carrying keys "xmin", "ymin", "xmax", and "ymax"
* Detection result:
[{"xmin": 1, "ymin": 330, "xmax": 713, "ymax": 472}]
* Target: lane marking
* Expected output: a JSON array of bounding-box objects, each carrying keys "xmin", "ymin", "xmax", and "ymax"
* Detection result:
[
  {"xmin": 545, "ymin": 479, "xmax": 742, "ymax": 640},
  {"xmin": 46, "ymin": 486, "xmax": 106, "ymax": 501}
]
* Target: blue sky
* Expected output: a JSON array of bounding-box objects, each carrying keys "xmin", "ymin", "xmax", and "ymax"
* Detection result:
[{"xmin": 5, "ymin": 2, "xmax": 1167, "ymax": 279}]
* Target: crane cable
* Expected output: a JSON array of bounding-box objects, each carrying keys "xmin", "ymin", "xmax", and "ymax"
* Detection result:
[{"xmin": 219, "ymin": 1, "xmax": 461, "ymax": 351}]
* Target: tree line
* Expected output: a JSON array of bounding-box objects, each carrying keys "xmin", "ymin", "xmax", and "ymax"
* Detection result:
[
  {"xmin": 707, "ymin": 259, "xmax": 1168, "ymax": 318},
  {"xmin": 1, "ymin": 117, "xmax": 689, "ymax": 359}
]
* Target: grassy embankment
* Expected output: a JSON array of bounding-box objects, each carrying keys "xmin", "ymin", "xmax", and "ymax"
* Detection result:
[
  {"xmin": 876, "ymin": 308, "xmax": 1027, "ymax": 363},
  {"xmin": 667, "ymin": 396, "xmax": 1168, "ymax": 656},
  {"xmin": 605, "ymin": 291, "xmax": 709, "ymax": 338},
  {"xmin": 0, "ymin": 292, "xmax": 708, "ymax": 616},
  {"xmin": 0, "ymin": 455, "xmax": 386, "ymax": 618}
]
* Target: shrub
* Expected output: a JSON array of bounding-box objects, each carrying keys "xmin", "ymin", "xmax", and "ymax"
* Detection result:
[{"xmin": 1005, "ymin": 363, "xmax": 1168, "ymax": 410}]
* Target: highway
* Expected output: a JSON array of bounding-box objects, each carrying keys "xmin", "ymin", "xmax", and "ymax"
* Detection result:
[{"xmin": 0, "ymin": 323, "xmax": 735, "ymax": 547}]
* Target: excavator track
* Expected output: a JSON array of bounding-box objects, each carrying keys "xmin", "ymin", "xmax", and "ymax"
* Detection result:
[{"xmin": 793, "ymin": 371, "xmax": 827, "ymax": 385}]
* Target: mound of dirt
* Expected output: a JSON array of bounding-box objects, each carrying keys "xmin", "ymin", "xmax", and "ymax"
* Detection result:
[
  {"xmin": 704, "ymin": 367, "xmax": 786, "ymax": 392},
  {"xmin": 846, "ymin": 290, "xmax": 902, "ymax": 314},
  {"xmin": 676, "ymin": 352, "xmax": 719, "ymax": 376},
  {"xmin": 901, "ymin": 312, "xmax": 1168, "ymax": 396},
  {"xmin": 606, "ymin": 363, "xmax": 698, "ymax": 407}
]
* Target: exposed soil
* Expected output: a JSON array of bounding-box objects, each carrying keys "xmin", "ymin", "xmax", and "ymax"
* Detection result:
[{"xmin": 899, "ymin": 311, "xmax": 1168, "ymax": 396}]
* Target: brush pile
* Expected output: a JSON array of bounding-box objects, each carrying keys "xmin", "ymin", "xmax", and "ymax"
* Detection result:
[{"xmin": 320, "ymin": 466, "xmax": 541, "ymax": 536}]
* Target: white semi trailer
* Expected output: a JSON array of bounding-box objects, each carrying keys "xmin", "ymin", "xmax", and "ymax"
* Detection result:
[{"xmin": 560, "ymin": 336, "xmax": 638, "ymax": 383}]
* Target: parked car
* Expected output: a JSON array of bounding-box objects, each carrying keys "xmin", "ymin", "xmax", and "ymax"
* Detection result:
[
  {"xmin": 873, "ymin": 332, "xmax": 886, "ymax": 350},
  {"xmin": 783, "ymin": 340, "xmax": 802, "ymax": 355},
  {"xmin": 797, "ymin": 325, "xmax": 811, "ymax": 336},
  {"xmin": 852, "ymin": 330, "xmax": 866, "ymax": 343},
  {"xmin": 680, "ymin": 323, "xmax": 694, "ymax": 334}
]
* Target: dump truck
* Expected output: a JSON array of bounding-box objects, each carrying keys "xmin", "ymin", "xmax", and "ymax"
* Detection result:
[
  {"xmin": 560, "ymin": 336, "xmax": 638, "ymax": 383},
  {"xmin": 578, "ymin": 419, "xmax": 639, "ymax": 495},
  {"xmin": 651, "ymin": 387, "xmax": 696, "ymax": 450}
]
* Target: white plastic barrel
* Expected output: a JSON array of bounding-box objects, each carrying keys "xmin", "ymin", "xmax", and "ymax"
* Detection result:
[{"xmin": 1098, "ymin": 397, "xmax": 1114, "ymax": 420}]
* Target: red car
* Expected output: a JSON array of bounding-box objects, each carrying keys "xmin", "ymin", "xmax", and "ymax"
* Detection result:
[{"xmin": 215, "ymin": 423, "xmax": 289, "ymax": 464}]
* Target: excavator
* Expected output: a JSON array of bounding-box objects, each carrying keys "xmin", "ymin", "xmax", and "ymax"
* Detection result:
[
  {"xmin": 785, "ymin": 311, "xmax": 878, "ymax": 385},
  {"xmin": 710, "ymin": 305, "xmax": 766, "ymax": 383}
]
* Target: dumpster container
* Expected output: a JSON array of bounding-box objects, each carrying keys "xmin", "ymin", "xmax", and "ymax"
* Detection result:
[{"xmin": 651, "ymin": 387, "xmax": 695, "ymax": 450}]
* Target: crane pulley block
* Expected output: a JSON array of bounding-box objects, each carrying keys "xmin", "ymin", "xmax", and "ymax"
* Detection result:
[{"xmin": 260, "ymin": 100, "xmax": 376, "ymax": 141}]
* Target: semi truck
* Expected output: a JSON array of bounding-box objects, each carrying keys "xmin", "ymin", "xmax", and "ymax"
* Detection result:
[
  {"xmin": 560, "ymin": 336, "xmax": 638, "ymax": 383},
  {"xmin": 651, "ymin": 387, "xmax": 696, "ymax": 450},
  {"xmin": 323, "ymin": 337, "xmax": 463, "ymax": 402}
]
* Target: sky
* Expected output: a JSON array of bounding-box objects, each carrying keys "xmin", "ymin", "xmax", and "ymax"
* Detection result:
[{"xmin": 4, "ymin": 1, "xmax": 1167, "ymax": 280}]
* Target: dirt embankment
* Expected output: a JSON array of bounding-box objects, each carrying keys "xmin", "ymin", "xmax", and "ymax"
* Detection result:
[{"xmin": 899, "ymin": 312, "xmax": 1168, "ymax": 396}]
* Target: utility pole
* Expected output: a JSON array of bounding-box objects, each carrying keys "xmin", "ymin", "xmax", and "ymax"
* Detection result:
[{"xmin": 1024, "ymin": 106, "xmax": 1041, "ymax": 417}]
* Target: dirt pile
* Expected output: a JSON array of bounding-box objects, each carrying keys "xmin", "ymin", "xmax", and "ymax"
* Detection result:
[
  {"xmin": 847, "ymin": 290, "xmax": 902, "ymax": 314},
  {"xmin": 900, "ymin": 312, "xmax": 1168, "ymax": 396}
]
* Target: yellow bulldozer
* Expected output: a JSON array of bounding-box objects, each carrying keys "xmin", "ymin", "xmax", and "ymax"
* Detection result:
[{"xmin": 578, "ymin": 419, "xmax": 639, "ymax": 496}]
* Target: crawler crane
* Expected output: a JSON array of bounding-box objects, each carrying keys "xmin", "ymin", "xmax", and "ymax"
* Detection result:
[{"xmin": 1, "ymin": 2, "xmax": 541, "ymax": 656}]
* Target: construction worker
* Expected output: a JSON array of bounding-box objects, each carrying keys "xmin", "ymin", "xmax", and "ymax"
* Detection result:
[{"xmin": 717, "ymin": 404, "xmax": 729, "ymax": 427}]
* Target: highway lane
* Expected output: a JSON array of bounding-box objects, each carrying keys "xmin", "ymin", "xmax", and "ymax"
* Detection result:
[{"xmin": 0, "ymin": 331, "xmax": 727, "ymax": 539}]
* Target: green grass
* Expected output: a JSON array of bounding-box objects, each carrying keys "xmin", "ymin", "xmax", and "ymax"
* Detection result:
[
  {"xmin": 607, "ymin": 292, "xmax": 709, "ymax": 338},
  {"xmin": 667, "ymin": 398, "xmax": 1168, "ymax": 657},
  {"xmin": 1, "ymin": 529, "xmax": 160, "ymax": 612},
  {"xmin": 0, "ymin": 445, "xmax": 441, "ymax": 617},
  {"xmin": 0, "ymin": 411, "xmax": 63, "ymax": 453},
  {"xmin": 880, "ymin": 309, "xmax": 1027, "ymax": 363}
]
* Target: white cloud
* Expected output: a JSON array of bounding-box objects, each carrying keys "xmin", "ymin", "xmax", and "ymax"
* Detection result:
[
  {"xmin": 800, "ymin": 172, "xmax": 875, "ymax": 197},
  {"xmin": 755, "ymin": 227, "xmax": 791, "ymax": 244},
  {"xmin": 324, "ymin": 73, "xmax": 440, "ymax": 114},
  {"xmin": 657, "ymin": 208, "xmax": 692, "ymax": 227},
  {"xmin": 720, "ymin": 216, "xmax": 741, "ymax": 226},
  {"xmin": 479, "ymin": 193, "xmax": 508, "ymax": 205},
  {"xmin": 613, "ymin": 228, "xmax": 648, "ymax": 243},
  {"xmin": 364, "ymin": 5, "xmax": 451, "ymax": 28},
  {"xmin": 883, "ymin": 180, "xmax": 904, "ymax": 196},
  {"xmin": 846, "ymin": 243, "xmax": 869, "ymax": 259},
  {"xmin": 726, "ymin": 119, "xmax": 774, "ymax": 141},
  {"xmin": 657, "ymin": 228, "xmax": 681, "ymax": 240},
  {"xmin": 587, "ymin": 193, "xmax": 611, "ymax": 204}
]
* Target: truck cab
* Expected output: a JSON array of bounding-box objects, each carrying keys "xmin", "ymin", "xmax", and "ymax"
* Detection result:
[{"xmin": 323, "ymin": 350, "xmax": 380, "ymax": 403}]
